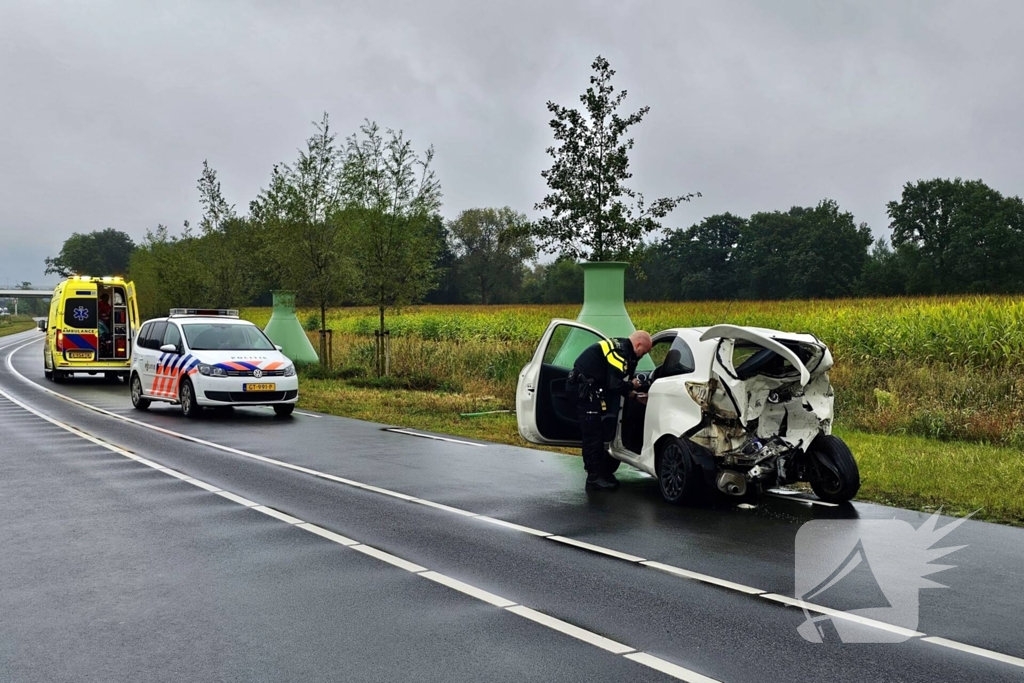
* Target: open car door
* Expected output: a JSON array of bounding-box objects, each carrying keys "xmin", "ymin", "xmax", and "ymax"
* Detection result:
[{"xmin": 516, "ymin": 319, "xmax": 608, "ymax": 446}]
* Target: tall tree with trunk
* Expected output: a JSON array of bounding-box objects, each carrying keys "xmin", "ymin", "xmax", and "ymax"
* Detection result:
[
  {"xmin": 342, "ymin": 120, "xmax": 442, "ymax": 374},
  {"xmin": 447, "ymin": 207, "xmax": 536, "ymax": 304},
  {"xmin": 250, "ymin": 113, "xmax": 355, "ymax": 363},
  {"xmin": 534, "ymin": 55, "xmax": 698, "ymax": 265}
]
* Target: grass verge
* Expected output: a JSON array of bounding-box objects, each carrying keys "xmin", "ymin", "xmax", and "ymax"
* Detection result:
[
  {"xmin": 0, "ymin": 321, "xmax": 36, "ymax": 338},
  {"xmin": 297, "ymin": 380, "xmax": 1024, "ymax": 526}
]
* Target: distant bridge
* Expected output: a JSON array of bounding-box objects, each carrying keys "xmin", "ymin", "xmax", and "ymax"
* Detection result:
[{"xmin": 0, "ymin": 290, "xmax": 52, "ymax": 298}]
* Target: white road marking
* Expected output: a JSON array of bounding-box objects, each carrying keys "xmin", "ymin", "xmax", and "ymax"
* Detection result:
[
  {"xmin": 549, "ymin": 536, "xmax": 646, "ymax": 563},
  {"xmin": 474, "ymin": 516, "xmax": 552, "ymax": 537},
  {"xmin": 921, "ymin": 636, "xmax": 1024, "ymax": 669},
  {"xmin": 351, "ymin": 545, "xmax": 429, "ymax": 573},
  {"xmin": 410, "ymin": 498, "xmax": 479, "ymax": 516},
  {"xmin": 162, "ymin": 469, "xmax": 197, "ymax": 483},
  {"xmin": 641, "ymin": 561, "xmax": 766, "ymax": 595},
  {"xmin": 215, "ymin": 490, "xmax": 259, "ymax": 507},
  {"xmin": 253, "ymin": 505, "xmax": 304, "ymax": 525},
  {"xmin": 187, "ymin": 479, "xmax": 223, "ymax": 493},
  {"xmin": 764, "ymin": 490, "xmax": 838, "ymax": 507},
  {"xmin": 297, "ymin": 522, "xmax": 358, "ymax": 546},
  {"xmin": 384, "ymin": 428, "xmax": 487, "ymax": 448},
  {"xmin": 760, "ymin": 594, "xmax": 925, "ymax": 638},
  {"xmin": 294, "ymin": 411, "xmax": 323, "ymax": 418},
  {"xmin": 419, "ymin": 571, "xmax": 517, "ymax": 607},
  {"xmin": 506, "ymin": 605, "xmax": 635, "ymax": 654},
  {"xmin": 7, "ymin": 337, "xmax": 1024, "ymax": 674},
  {"xmin": 624, "ymin": 652, "xmax": 722, "ymax": 683}
]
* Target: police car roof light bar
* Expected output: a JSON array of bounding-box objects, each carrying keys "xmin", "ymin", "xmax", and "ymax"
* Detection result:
[{"xmin": 169, "ymin": 308, "xmax": 239, "ymax": 318}]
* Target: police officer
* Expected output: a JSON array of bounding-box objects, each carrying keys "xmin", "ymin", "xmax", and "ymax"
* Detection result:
[{"xmin": 567, "ymin": 330, "xmax": 653, "ymax": 491}]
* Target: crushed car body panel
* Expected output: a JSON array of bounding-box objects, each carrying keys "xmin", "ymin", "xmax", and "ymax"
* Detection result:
[{"xmin": 699, "ymin": 325, "xmax": 834, "ymax": 452}]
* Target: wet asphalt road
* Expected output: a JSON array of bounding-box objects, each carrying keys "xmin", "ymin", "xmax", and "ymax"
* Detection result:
[{"xmin": 1, "ymin": 329, "xmax": 1022, "ymax": 682}]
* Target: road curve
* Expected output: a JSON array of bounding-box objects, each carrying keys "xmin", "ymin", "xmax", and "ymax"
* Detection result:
[{"xmin": 1, "ymin": 329, "xmax": 1022, "ymax": 682}]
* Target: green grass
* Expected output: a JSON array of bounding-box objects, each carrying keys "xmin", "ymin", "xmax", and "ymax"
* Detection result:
[
  {"xmin": 295, "ymin": 378, "xmax": 1024, "ymax": 526},
  {"xmin": 0, "ymin": 319, "xmax": 36, "ymax": 338}
]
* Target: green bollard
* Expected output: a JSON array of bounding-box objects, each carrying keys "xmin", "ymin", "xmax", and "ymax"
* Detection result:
[
  {"xmin": 551, "ymin": 262, "xmax": 655, "ymax": 371},
  {"xmin": 263, "ymin": 291, "xmax": 319, "ymax": 365}
]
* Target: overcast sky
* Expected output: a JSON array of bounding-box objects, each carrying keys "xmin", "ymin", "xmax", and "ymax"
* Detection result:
[{"xmin": 2, "ymin": 0, "xmax": 1022, "ymax": 287}]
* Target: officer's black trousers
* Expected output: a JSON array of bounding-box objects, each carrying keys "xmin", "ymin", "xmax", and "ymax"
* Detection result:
[{"xmin": 575, "ymin": 399, "xmax": 607, "ymax": 476}]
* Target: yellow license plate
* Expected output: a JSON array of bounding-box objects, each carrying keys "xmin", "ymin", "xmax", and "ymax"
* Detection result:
[
  {"xmin": 67, "ymin": 351, "xmax": 94, "ymax": 360},
  {"xmin": 244, "ymin": 383, "xmax": 276, "ymax": 392}
]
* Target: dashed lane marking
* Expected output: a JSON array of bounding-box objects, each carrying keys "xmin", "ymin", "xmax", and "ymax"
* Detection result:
[
  {"xmin": 6, "ymin": 337, "xmax": 1023, "ymax": 674},
  {"xmin": 0, "ymin": 385, "xmax": 721, "ymax": 683}
]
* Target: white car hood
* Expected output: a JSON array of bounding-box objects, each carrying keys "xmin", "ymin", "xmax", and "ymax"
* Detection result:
[{"xmin": 698, "ymin": 324, "xmax": 834, "ymax": 450}]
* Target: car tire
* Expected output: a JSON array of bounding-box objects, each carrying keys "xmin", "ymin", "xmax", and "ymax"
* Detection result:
[
  {"xmin": 53, "ymin": 371, "xmax": 66, "ymax": 384},
  {"xmin": 179, "ymin": 378, "xmax": 201, "ymax": 419},
  {"xmin": 130, "ymin": 373, "xmax": 150, "ymax": 410},
  {"xmin": 808, "ymin": 434, "xmax": 860, "ymax": 503},
  {"xmin": 44, "ymin": 369, "xmax": 53, "ymax": 380},
  {"xmin": 656, "ymin": 437, "xmax": 704, "ymax": 505},
  {"xmin": 273, "ymin": 404, "xmax": 295, "ymax": 418}
]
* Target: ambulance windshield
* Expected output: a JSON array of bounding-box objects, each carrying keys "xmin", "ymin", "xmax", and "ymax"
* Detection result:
[{"xmin": 183, "ymin": 323, "xmax": 275, "ymax": 351}]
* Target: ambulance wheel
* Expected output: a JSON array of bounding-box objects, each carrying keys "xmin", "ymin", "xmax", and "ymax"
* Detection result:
[
  {"xmin": 53, "ymin": 371, "xmax": 66, "ymax": 384},
  {"xmin": 179, "ymin": 378, "xmax": 202, "ymax": 418},
  {"xmin": 273, "ymin": 404, "xmax": 295, "ymax": 418},
  {"xmin": 44, "ymin": 369, "xmax": 53, "ymax": 380},
  {"xmin": 130, "ymin": 374, "xmax": 150, "ymax": 410},
  {"xmin": 104, "ymin": 372, "xmax": 119, "ymax": 383}
]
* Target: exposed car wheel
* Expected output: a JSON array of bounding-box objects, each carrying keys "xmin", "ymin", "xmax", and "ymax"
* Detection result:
[
  {"xmin": 130, "ymin": 373, "xmax": 150, "ymax": 411},
  {"xmin": 808, "ymin": 434, "xmax": 860, "ymax": 503},
  {"xmin": 656, "ymin": 437, "xmax": 704, "ymax": 505},
  {"xmin": 273, "ymin": 404, "xmax": 295, "ymax": 418},
  {"xmin": 179, "ymin": 378, "xmax": 202, "ymax": 419},
  {"xmin": 44, "ymin": 369, "xmax": 53, "ymax": 380}
]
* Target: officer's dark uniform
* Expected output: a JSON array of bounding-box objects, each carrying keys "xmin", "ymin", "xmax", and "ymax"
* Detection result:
[{"xmin": 566, "ymin": 337, "xmax": 639, "ymax": 489}]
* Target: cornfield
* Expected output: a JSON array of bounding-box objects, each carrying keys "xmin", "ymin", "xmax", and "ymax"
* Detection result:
[{"xmin": 243, "ymin": 295, "xmax": 1024, "ymax": 370}]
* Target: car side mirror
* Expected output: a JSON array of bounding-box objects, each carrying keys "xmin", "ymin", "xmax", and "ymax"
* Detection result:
[
  {"xmin": 160, "ymin": 343, "xmax": 179, "ymax": 354},
  {"xmin": 275, "ymin": 345, "xmax": 283, "ymax": 352}
]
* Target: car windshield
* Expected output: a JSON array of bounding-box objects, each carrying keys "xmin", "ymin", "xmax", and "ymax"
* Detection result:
[{"xmin": 182, "ymin": 323, "xmax": 275, "ymax": 351}]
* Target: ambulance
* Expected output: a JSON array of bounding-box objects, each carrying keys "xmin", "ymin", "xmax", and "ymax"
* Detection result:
[{"xmin": 43, "ymin": 276, "xmax": 140, "ymax": 382}]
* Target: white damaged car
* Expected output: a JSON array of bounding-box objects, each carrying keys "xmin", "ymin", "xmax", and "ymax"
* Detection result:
[{"xmin": 517, "ymin": 320, "xmax": 860, "ymax": 504}]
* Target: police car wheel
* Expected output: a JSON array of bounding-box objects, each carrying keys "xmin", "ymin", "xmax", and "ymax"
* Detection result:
[
  {"xmin": 179, "ymin": 379, "xmax": 202, "ymax": 418},
  {"xmin": 130, "ymin": 374, "xmax": 150, "ymax": 410},
  {"xmin": 273, "ymin": 404, "xmax": 295, "ymax": 418}
]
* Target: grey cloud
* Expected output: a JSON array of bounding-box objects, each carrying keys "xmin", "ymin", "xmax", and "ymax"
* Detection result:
[{"xmin": 2, "ymin": 0, "xmax": 1023, "ymax": 285}]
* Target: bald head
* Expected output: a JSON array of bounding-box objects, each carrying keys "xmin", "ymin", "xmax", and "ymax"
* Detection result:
[{"xmin": 629, "ymin": 330, "xmax": 653, "ymax": 358}]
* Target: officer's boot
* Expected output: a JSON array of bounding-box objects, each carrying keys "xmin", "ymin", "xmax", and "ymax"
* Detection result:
[{"xmin": 585, "ymin": 472, "xmax": 620, "ymax": 491}]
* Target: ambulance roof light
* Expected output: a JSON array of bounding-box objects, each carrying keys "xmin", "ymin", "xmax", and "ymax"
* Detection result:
[{"xmin": 169, "ymin": 308, "xmax": 239, "ymax": 318}]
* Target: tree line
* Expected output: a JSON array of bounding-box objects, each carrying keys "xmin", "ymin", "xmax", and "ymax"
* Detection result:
[{"xmin": 40, "ymin": 56, "xmax": 1024, "ymax": 331}]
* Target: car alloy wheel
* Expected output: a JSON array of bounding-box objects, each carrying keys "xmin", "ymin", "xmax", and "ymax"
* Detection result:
[
  {"xmin": 180, "ymin": 379, "xmax": 200, "ymax": 418},
  {"xmin": 131, "ymin": 374, "xmax": 150, "ymax": 410},
  {"xmin": 661, "ymin": 442, "xmax": 687, "ymax": 499}
]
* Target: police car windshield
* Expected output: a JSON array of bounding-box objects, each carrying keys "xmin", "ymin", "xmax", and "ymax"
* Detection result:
[{"xmin": 182, "ymin": 323, "xmax": 275, "ymax": 351}]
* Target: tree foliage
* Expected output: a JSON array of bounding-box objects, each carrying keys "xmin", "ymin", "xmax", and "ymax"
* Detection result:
[
  {"xmin": 341, "ymin": 120, "xmax": 442, "ymax": 339},
  {"xmin": 534, "ymin": 55, "xmax": 698, "ymax": 265},
  {"xmin": 45, "ymin": 228, "xmax": 136, "ymax": 278},
  {"xmin": 447, "ymin": 207, "xmax": 535, "ymax": 304}
]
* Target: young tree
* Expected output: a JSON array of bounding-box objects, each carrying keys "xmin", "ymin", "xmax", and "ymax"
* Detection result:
[
  {"xmin": 45, "ymin": 228, "xmax": 136, "ymax": 277},
  {"xmin": 447, "ymin": 207, "xmax": 536, "ymax": 304},
  {"xmin": 196, "ymin": 161, "xmax": 261, "ymax": 309},
  {"xmin": 342, "ymin": 120, "xmax": 442, "ymax": 374},
  {"xmin": 534, "ymin": 55, "xmax": 698, "ymax": 265},
  {"xmin": 251, "ymin": 113, "xmax": 356, "ymax": 360}
]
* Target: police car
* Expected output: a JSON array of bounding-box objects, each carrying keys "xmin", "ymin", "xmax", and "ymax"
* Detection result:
[{"xmin": 129, "ymin": 308, "xmax": 298, "ymax": 418}]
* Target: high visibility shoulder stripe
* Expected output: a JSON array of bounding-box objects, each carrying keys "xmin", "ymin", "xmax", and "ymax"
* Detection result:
[
  {"xmin": 599, "ymin": 340, "xmax": 613, "ymax": 355},
  {"xmin": 606, "ymin": 350, "xmax": 626, "ymax": 372}
]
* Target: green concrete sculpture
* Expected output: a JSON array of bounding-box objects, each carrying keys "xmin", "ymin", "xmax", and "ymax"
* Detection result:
[
  {"xmin": 552, "ymin": 262, "xmax": 655, "ymax": 371},
  {"xmin": 262, "ymin": 291, "xmax": 319, "ymax": 364}
]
